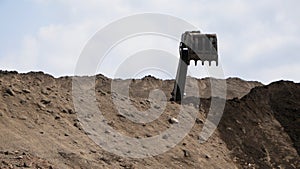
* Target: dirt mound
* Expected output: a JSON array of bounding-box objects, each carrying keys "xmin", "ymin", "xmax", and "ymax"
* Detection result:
[
  {"xmin": 217, "ymin": 81, "xmax": 300, "ymax": 168},
  {"xmin": 0, "ymin": 150, "xmax": 54, "ymax": 168},
  {"xmin": 0, "ymin": 70, "xmax": 298, "ymax": 169},
  {"xmin": 127, "ymin": 75, "xmax": 262, "ymax": 100}
]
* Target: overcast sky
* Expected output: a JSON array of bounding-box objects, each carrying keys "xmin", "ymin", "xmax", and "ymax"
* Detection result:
[{"xmin": 0, "ymin": 0, "xmax": 299, "ymax": 84}]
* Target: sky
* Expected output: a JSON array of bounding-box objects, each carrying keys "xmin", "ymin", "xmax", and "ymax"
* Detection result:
[{"xmin": 0, "ymin": 0, "xmax": 299, "ymax": 84}]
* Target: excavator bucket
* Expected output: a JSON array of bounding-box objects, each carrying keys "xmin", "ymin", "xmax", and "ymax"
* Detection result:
[{"xmin": 171, "ymin": 31, "xmax": 218, "ymax": 102}]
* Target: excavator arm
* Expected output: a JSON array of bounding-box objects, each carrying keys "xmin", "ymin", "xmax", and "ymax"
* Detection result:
[{"xmin": 171, "ymin": 31, "xmax": 218, "ymax": 102}]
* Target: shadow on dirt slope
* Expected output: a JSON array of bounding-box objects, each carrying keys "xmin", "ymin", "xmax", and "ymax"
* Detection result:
[{"xmin": 216, "ymin": 81, "xmax": 300, "ymax": 169}]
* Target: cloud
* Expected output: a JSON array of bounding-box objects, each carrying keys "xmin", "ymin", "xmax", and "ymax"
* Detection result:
[
  {"xmin": 35, "ymin": 21, "xmax": 96, "ymax": 75},
  {"xmin": 258, "ymin": 63, "xmax": 300, "ymax": 84},
  {"xmin": 0, "ymin": 35, "xmax": 39, "ymax": 72},
  {"xmin": 1, "ymin": 0, "xmax": 299, "ymax": 83}
]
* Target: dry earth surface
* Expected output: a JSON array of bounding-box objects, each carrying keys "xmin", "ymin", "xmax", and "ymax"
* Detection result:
[{"xmin": 0, "ymin": 71, "xmax": 299, "ymax": 169}]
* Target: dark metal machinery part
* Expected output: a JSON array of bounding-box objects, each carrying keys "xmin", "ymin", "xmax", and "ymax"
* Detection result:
[{"xmin": 171, "ymin": 31, "xmax": 218, "ymax": 102}]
